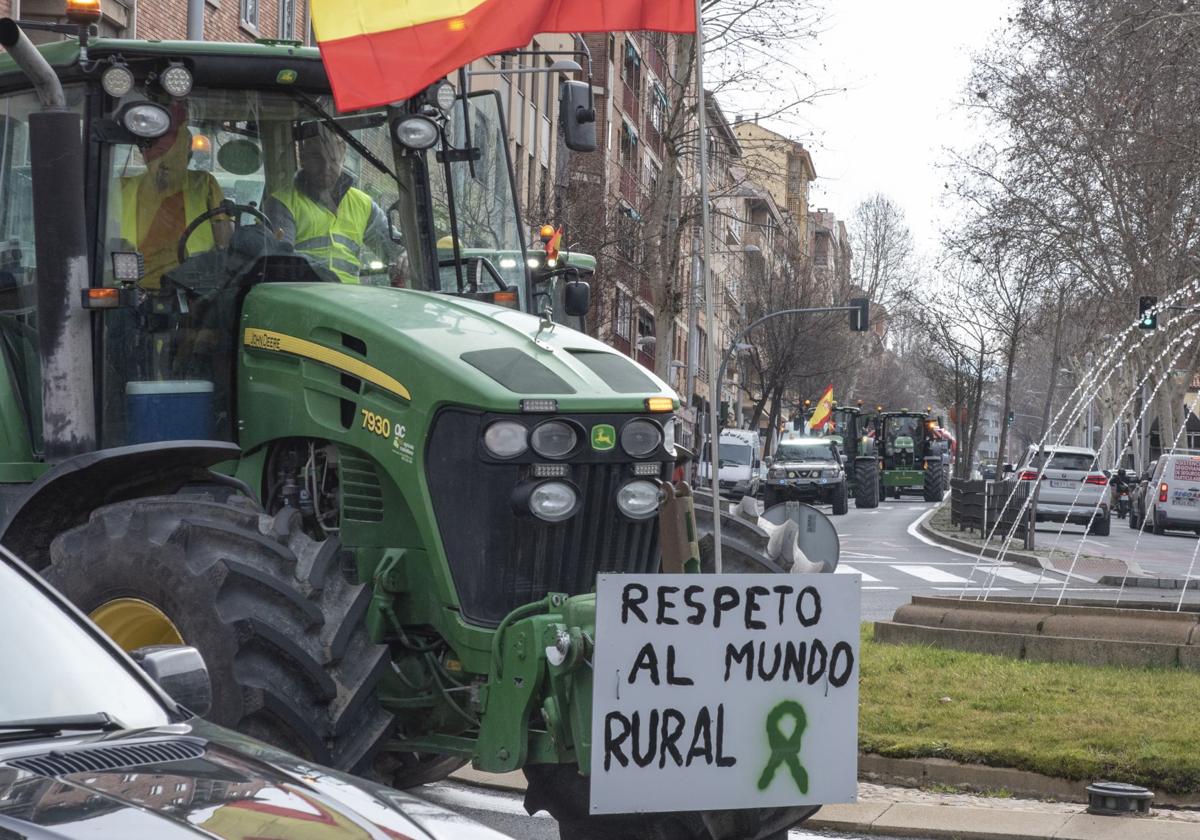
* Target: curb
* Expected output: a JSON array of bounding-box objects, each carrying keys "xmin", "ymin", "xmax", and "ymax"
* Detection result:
[
  {"xmin": 449, "ymin": 762, "xmax": 1200, "ymax": 838},
  {"xmin": 917, "ymin": 515, "xmax": 1044, "ymax": 569},
  {"xmin": 1099, "ymin": 574, "xmax": 1193, "ymax": 590}
]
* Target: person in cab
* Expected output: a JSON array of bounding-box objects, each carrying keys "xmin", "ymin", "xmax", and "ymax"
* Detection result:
[
  {"xmin": 264, "ymin": 124, "xmax": 399, "ymax": 284},
  {"xmin": 118, "ymin": 103, "xmax": 232, "ymax": 289}
]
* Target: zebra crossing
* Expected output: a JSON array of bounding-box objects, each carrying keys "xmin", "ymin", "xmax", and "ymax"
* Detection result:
[{"xmin": 834, "ymin": 560, "xmax": 1092, "ymax": 592}]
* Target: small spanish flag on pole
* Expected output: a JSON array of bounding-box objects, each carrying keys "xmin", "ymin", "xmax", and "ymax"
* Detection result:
[
  {"xmin": 311, "ymin": 0, "xmax": 698, "ymax": 111},
  {"xmin": 808, "ymin": 384, "xmax": 835, "ymax": 433}
]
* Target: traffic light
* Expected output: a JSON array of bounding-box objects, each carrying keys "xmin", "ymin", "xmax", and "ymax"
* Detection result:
[
  {"xmin": 848, "ymin": 297, "xmax": 870, "ymax": 332},
  {"xmin": 1138, "ymin": 296, "xmax": 1158, "ymax": 330},
  {"xmin": 1007, "ymin": 411, "xmax": 1015, "ymax": 424}
]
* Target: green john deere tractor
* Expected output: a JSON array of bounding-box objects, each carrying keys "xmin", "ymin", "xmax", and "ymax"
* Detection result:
[
  {"xmin": 872, "ymin": 410, "xmax": 949, "ymax": 502},
  {"xmin": 829, "ymin": 404, "xmax": 879, "ymax": 508},
  {"xmin": 0, "ymin": 16, "xmax": 817, "ymax": 840}
]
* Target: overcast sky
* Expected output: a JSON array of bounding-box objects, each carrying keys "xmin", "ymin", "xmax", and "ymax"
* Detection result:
[{"xmin": 760, "ymin": 0, "xmax": 1016, "ymax": 256}]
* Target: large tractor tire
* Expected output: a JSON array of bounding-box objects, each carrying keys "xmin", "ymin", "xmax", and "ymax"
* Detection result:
[
  {"xmin": 830, "ymin": 481, "xmax": 849, "ymax": 516},
  {"xmin": 524, "ymin": 762, "xmax": 819, "ymax": 840},
  {"xmin": 854, "ymin": 459, "xmax": 880, "ymax": 509},
  {"xmin": 43, "ymin": 495, "xmax": 458, "ymax": 786},
  {"xmin": 922, "ymin": 463, "xmax": 944, "ymax": 502}
]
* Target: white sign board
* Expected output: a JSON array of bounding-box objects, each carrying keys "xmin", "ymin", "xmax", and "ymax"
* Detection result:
[{"xmin": 589, "ymin": 573, "xmax": 860, "ymax": 815}]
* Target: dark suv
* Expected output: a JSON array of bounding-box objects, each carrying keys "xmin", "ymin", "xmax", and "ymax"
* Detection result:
[
  {"xmin": 763, "ymin": 435, "xmax": 850, "ymax": 515},
  {"xmin": 0, "ymin": 548, "xmax": 508, "ymax": 840}
]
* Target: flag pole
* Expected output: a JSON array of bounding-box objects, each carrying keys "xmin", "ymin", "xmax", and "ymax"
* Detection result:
[{"xmin": 694, "ymin": 0, "xmax": 723, "ymax": 574}]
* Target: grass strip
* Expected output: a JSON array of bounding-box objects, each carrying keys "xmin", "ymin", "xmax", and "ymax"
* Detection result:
[{"xmin": 859, "ymin": 625, "xmax": 1200, "ymax": 793}]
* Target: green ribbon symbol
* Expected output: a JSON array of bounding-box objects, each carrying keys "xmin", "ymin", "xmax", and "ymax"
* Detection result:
[{"xmin": 756, "ymin": 700, "xmax": 808, "ymax": 793}]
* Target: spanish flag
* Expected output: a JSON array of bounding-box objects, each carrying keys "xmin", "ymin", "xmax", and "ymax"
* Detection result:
[
  {"xmin": 808, "ymin": 384, "xmax": 834, "ymax": 433},
  {"xmin": 311, "ymin": 0, "xmax": 698, "ymax": 111}
]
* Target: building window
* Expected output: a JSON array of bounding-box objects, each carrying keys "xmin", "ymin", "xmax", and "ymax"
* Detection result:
[
  {"xmin": 240, "ymin": 0, "xmax": 259, "ymax": 32},
  {"xmin": 622, "ymin": 39, "xmax": 642, "ymax": 91},
  {"xmin": 277, "ymin": 0, "xmax": 295, "ymax": 39},
  {"xmin": 619, "ymin": 121, "xmax": 638, "ymax": 167},
  {"xmin": 637, "ymin": 310, "xmax": 655, "ymax": 342},
  {"xmin": 649, "ymin": 83, "xmax": 666, "ymax": 132},
  {"xmin": 615, "ymin": 290, "xmax": 632, "ymax": 339}
]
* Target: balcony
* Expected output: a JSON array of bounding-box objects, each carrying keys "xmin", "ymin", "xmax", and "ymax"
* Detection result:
[
  {"xmin": 619, "ymin": 164, "xmax": 640, "ymax": 205},
  {"xmin": 622, "ymin": 81, "xmax": 641, "ymax": 122}
]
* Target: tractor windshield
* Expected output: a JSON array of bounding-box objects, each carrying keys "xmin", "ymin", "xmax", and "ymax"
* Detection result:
[
  {"xmin": 100, "ymin": 88, "xmax": 406, "ymax": 292},
  {"xmin": 884, "ymin": 416, "xmax": 923, "ymax": 448},
  {"xmin": 426, "ymin": 92, "xmax": 528, "ymax": 304}
]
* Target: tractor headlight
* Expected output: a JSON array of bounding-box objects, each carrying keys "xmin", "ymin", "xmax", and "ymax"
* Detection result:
[
  {"xmin": 620, "ymin": 419, "xmax": 662, "ymax": 458},
  {"xmin": 394, "ymin": 115, "xmax": 440, "ymax": 150},
  {"xmin": 616, "ymin": 480, "xmax": 662, "ymax": 520},
  {"xmin": 483, "ymin": 420, "xmax": 527, "ymax": 458},
  {"xmin": 528, "ymin": 481, "xmax": 579, "ymax": 522},
  {"xmin": 530, "ymin": 420, "xmax": 578, "ymax": 459},
  {"xmin": 101, "ymin": 63, "xmax": 135, "ymax": 98},
  {"xmin": 121, "ymin": 102, "xmax": 172, "ymax": 138},
  {"xmin": 159, "ymin": 63, "xmax": 194, "ymax": 98}
]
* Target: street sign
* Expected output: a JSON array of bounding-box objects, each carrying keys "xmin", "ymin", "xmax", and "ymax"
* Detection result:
[{"xmin": 589, "ymin": 574, "xmax": 861, "ymax": 814}]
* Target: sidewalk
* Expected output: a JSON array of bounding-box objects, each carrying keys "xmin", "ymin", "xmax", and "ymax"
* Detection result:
[{"xmin": 450, "ymin": 767, "xmax": 1200, "ymax": 838}]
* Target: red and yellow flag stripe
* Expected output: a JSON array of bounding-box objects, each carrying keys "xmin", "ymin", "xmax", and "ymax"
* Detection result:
[
  {"xmin": 809, "ymin": 384, "xmax": 834, "ymax": 432},
  {"xmin": 311, "ymin": 0, "xmax": 698, "ymax": 111}
]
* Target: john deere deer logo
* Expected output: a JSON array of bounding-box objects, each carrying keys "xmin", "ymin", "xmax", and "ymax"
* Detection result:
[{"xmin": 591, "ymin": 423, "xmax": 616, "ymax": 451}]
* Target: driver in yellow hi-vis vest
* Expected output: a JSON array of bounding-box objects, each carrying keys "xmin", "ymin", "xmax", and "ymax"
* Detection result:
[
  {"xmin": 263, "ymin": 124, "xmax": 399, "ymax": 284},
  {"xmin": 119, "ymin": 109, "xmax": 232, "ymax": 289}
]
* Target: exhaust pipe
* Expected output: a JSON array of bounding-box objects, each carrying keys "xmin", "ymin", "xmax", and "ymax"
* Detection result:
[{"xmin": 0, "ymin": 18, "xmax": 96, "ymax": 460}]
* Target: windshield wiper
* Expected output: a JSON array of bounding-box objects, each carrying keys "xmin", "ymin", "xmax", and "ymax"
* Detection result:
[
  {"xmin": 0, "ymin": 712, "xmax": 125, "ymax": 738},
  {"xmin": 287, "ymin": 89, "xmax": 397, "ymax": 180}
]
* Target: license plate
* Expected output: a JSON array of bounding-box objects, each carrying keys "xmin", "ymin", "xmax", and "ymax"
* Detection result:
[
  {"xmin": 1049, "ymin": 479, "xmax": 1073, "ymax": 488},
  {"xmin": 1174, "ymin": 491, "xmax": 1199, "ymax": 508}
]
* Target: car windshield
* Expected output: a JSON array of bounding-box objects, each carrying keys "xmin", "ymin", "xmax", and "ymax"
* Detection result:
[
  {"xmin": 1030, "ymin": 451, "xmax": 1097, "ymax": 472},
  {"xmin": 705, "ymin": 442, "xmax": 753, "ymax": 466},
  {"xmin": 0, "ymin": 557, "xmax": 170, "ymax": 728},
  {"xmin": 777, "ymin": 441, "xmax": 838, "ymax": 463}
]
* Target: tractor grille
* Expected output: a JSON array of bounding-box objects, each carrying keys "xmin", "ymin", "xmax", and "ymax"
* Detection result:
[
  {"xmin": 6, "ymin": 740, "xmax": 205, "ymax": 777},
  {"xmin": 426, "ymin": 408, "xmax": 665, "ymax": 626}
]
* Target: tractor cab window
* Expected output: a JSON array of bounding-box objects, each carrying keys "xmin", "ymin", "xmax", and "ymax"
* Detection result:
[
  {"xmin": 96, "ymin": 88, "xmax": 408, "ymax": 448},
  {"xmin": 427, "ymin": 92, "xmax": 527, "ymax": 304},
  {"xmin": 884, "ymin": 416, "xmax": 922, "ymax": 447},
  {"xmin": 0, "ymin": 85, "xmax": 85, "ymax": 457}
]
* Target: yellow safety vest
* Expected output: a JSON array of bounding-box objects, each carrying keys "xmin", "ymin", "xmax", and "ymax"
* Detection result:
[
  {"xmin": 120, "ymin": 171, "xmax": 216, "ymax": 254},
  {"xmin": 270, "ymin": 185, "xmax": 372, "ymax": 284}
]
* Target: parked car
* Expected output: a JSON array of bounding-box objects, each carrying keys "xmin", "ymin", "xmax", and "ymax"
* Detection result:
[
  {"xmin": 762, "ymin": 434, "xmax": 850, "ymax": 515},
  {"xmin": 1016, "ymin": 444, "xmax": 1111, "ymax": 535},
  {"xmin": 698, "ymin": 428, "xmax": 763, "ymax": 498},
  {"xmin": 1132, "ymin": 451, "xmax": 1200, "ymax": 535},
  {"xmin": 0, "ymin": 547, "xmax": 509, "ymax": 840}
]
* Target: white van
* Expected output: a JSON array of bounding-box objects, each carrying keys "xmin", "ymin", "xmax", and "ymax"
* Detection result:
[
  {"xmin": 1133, "ymin": 450, "xmax": 1200, "ymax": 536},
  {"xmin": 698, "ymin": 428, "xmax": 762, "ymax": 499}
]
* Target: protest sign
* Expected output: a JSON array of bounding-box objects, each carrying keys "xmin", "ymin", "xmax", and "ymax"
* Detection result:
[{"xmin": 589, "ymin": 573, "xmax": 860, "ymax": 814}]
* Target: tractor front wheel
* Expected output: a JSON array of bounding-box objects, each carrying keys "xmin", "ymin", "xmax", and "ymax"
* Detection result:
[
  {"xmin": 923, "ymin": 464, "xmax": 945, "ymax": 502},
  {"xmin": 854, "ymin": 459, "xmax": 880, "ymax": 509},
  {"xmin": 43, "ymin": 495, "xmax": 418, "ymax": 780}
]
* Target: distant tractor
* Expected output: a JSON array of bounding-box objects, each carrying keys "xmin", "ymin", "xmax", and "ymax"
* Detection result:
[
  {"xmin": 829, "ymin": 404, "xmax": 879, "ymax": 509},
  {"xmin": 872, "ymin": 410, "xmax": 949, "ymax": 502}
]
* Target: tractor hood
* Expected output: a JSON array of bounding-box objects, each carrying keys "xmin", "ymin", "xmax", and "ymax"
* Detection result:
[{"xmin": 240, "ymin": 284, "xmax": 677, "ymax": 414}]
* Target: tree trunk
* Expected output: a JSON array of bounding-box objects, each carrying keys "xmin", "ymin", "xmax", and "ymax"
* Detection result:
[
  {"xmin": 995, "ymin": 330, "xmax": 1019, "ymax": 469},
  {"xmin": 1040, "ymin": 290, "xmax": 1067, "ymax": 439}
]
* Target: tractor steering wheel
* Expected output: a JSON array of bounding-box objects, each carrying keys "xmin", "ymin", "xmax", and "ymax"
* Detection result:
[{"xmin": 177, "ymin": 199, "xmax": 274, "ymax": 265}]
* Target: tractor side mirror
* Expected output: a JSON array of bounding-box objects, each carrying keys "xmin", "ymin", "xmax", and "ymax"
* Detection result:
[
  {"xmin": 131, "ymin": 645, "xmax": 212, "ymax": 717},
  {"xmin": 563, "ymin": 279, "xmax": 591, "ymax": 317},
  {"xmin": 559, "ymin": 80, "xmax": 597, "ymax": 152}
]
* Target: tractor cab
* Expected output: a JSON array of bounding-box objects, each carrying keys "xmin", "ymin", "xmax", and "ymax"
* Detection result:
[{"xmin": 0, "ymin": 35, "xmax": 589, "ymax": 451}]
